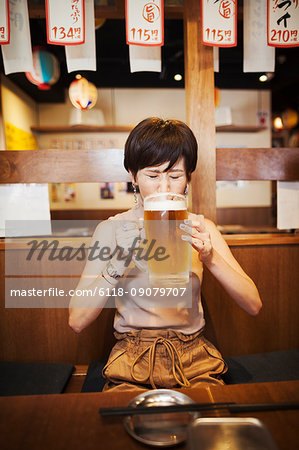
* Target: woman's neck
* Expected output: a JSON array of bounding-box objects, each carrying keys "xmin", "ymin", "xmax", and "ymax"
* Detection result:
[{"xmin": 132, "ymin": 196, "xmax": 144, "ymax": 218}]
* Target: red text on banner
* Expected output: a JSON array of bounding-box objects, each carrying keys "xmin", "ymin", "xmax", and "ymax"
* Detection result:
[
  {"xmin": 268, "ymin": 0, "xmax": 299, "ymax": 47},
  {"xmin": 46, "ymin": 0, "xmax": 85, "ymax": 45},
  {"xmin": 0, "ymin": 0, "xmax": 10, "ymax": 44},
  {"xmin": 201, "ymin": 0, "xmax": 237, "ymax": 47},
  {"xmin": 126, "ymin": 0, "xmax": 164, "ymax": 46}
]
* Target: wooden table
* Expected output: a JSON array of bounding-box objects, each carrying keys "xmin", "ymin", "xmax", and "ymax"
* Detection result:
[{"xmin": 0, "ymin": 381, "xmax": 298, "ymax": 450}]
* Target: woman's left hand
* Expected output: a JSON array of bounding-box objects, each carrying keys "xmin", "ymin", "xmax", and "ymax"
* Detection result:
[{"xmin": 180, "ymin": 215, "xmax": 213, "ymax": 263}]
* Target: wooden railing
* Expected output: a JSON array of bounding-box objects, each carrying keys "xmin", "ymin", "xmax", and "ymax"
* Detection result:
[{"xmin": 1, "ymin": 148, "xmax": 298, "ymax": 183}]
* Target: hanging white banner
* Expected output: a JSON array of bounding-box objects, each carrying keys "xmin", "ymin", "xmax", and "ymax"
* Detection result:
[
  {"xmin": 0, "ymin": 185, "xmax": 51, "ymax": 237},
  {"xmin": 65, "ymin": 0, "xmax": 96, "ymax": 72},
  {"xmin": 1, "ymin": 0, "xmax": 33, "ymax": 74},
  {"xmin": 129, "ymin": 44, "xmax": 161, "ymax": 72},
  {"xmin": 201, "ymin": 0, "xmax": 237, "ymax": 47},
  {"xmin": 277, "ymin": 182, "xmax": 299, "ymax": 229},
  {"xmin": 46, "ymin": 0, "xmax": 85, "ymax": 45},
  {"xmin": 126, "ymin": 0, "xmax": 164, "ymax": 46},
  {"xmin": 268, "ymin": 0, "xmax": 299, "ymax": 47},
  {"xmin": 213, "ymin": 47, "xmax": 219, "ymax": 72},
  {"xmin": 244, "ymin": 0, "xmax": 275, "ymax": 72},
  {"xmin": 0, "ymin": 0, "xmax": 10, "ymax": 44}
]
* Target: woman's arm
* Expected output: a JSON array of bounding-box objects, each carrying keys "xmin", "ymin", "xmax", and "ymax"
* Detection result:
[
  {"xmin": 68, "ymin": 220, "xmax": 118, "ymax": 333},
  {"xmin": 181, "ymin": 216, "xmax": 262, "ymax": 316},
  {"xmin": 69, "ymin": 218, "xmax": 143, "ymax": 333}
]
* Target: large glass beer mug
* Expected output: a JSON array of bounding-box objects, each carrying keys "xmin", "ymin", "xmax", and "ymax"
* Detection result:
[{"xmin": 144, "ymin": 193, "xmax": 191, "ymax": 286}]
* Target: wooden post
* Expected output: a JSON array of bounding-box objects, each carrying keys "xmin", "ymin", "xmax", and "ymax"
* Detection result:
[{"xmin": 184, "ymin": 0, "xmax": 216, "ymax": 221}]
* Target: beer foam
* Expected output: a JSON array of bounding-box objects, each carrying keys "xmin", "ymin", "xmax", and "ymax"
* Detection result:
[{"xmin": 144, "ymin": 199, "xmax": 186, "ymax": 211}]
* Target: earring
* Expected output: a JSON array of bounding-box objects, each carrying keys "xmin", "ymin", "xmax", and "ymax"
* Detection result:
[
  {"xmin": 132, "ymin": 183, "xmax": 138, "ymax": 204},
  {"xmin": 184, "ymin": 184, "xmax": 189, "ymax": 196}
]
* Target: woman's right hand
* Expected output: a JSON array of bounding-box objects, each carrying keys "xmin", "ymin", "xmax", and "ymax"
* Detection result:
[
  {"xmin": 111, "ymin": 220, "xmax": 147, "ymax": 273},
  {"xmin": 115, "ymin": 220, "xmax": 143, "ymax": 255}
]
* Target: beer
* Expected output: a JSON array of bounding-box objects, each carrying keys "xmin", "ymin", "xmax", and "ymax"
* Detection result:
[{"xmin": 144, "ymin": 193, "xmax": 190, "ymax": 285}]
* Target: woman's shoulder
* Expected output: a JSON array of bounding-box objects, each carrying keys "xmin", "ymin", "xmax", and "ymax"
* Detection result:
[
  {"xmin": 92, "ymin": 208, "xmax": 137, "ymax": 238},
  {"xmin": 107, "ymin": 208, "xmax": 137, "ymax": 221}
]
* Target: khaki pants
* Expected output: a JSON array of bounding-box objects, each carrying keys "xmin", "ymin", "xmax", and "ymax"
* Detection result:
[{"xmin": 102, "ymin": 329, "xmax": 227, "ymax": 392}]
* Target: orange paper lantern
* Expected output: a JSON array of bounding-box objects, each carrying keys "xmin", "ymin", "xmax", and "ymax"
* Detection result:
[{"xmin": 282, "ymin": 109, "xmax": 299, "ymax": 129}]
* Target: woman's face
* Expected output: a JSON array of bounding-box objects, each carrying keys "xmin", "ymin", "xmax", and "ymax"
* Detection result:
[{"xmin": 131, "ymin": 158, "xmax": 188, "ymax": 200}]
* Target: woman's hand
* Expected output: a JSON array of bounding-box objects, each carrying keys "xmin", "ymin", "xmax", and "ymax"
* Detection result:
[
  {"xmin": 181, "ymin": 215, "xmax": 262, "ymax": 315},
  {"xmin": 113, "ymin": 219, "xmax": 147, "ymax": 272},
  {"xmin": 115, "ymin": 220, "xmax": 144, "ymax": 255},
  {"xmin": 180, "ymin": 215, "xmax": 213, "ymax": 263}
]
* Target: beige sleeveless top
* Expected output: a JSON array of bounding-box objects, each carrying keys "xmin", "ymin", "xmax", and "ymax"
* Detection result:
[{"xmin": 108, "ymin": 205, "xmax": 205, "ymax": 335}]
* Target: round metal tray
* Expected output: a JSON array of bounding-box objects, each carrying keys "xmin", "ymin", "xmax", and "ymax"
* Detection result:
[{"xmin": 123, "ymin": 389, "xmax": 199, "ymax": 447}]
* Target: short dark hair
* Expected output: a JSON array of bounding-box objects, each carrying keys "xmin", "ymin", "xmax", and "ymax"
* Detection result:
[{"xmin": 124, "ymin": 117, "xmax": 198, "ymax": 182}]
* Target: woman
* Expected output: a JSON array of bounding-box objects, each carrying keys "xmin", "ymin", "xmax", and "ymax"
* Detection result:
[{"xmin": 69, "ymin": 117, "xmax": 262, "ymax": 391}]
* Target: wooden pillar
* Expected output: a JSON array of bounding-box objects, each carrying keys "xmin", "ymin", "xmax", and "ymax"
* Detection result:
[{"xmin": 184, "ymin": 0, "xmax": 216, "ymax": 221}]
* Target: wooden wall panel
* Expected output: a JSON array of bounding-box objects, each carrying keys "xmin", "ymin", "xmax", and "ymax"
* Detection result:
[
  {"xmin": 50, "ymin": 206, "xmax": 273, "ymax": 227},
  {"xmin": 50, "ymin": 207, "xmax": 273, "ymax": 227},
  {"xmin": 217, "ymin": 206, "xmax": 273, "ymax": 227},
  {"xmin": 202, "ymin": 244, "xmax": 299, "ymax": 357},
  {"xmin": 0, "ymin": 245, "xmax": 116, "ymax": 364},
  {"xmin": 50, "ymin": 209, "xmax": 125, "ymax": 221}
]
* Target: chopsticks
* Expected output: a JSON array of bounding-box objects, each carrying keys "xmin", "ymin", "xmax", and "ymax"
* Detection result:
[
  {"xmin": 99, "ymin": 401, "xmax": 232, "ymax": 416},
  {"xmin": 99, "ymin": 401, "xmax": 299, "ymax": 417}
]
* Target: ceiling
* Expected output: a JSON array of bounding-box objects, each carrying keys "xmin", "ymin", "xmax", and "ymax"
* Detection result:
[{"xmin": 1, "ymin": 17, "xmax": 299, "ymax": 115}]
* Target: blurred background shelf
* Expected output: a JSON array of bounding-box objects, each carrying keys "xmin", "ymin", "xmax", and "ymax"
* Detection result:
[{"xmin": 31, "ymin": 125, "xmax": 268, "ymax": 134}]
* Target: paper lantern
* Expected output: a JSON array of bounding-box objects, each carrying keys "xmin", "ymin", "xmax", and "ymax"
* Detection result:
[
  {"xmin": 68, "ymin": 76, "xmax": 98, "ymax": 110},
  {"xmin": 282, "ymin": 109, "xmax": 299, "ymax": 130},
  {"xmin": 25, "ymin": 47, "xmax": 60, "ymax": 90},
  {"xmin": 273, "ymin": 116, "xmax": 283, "ymax": 131}
]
